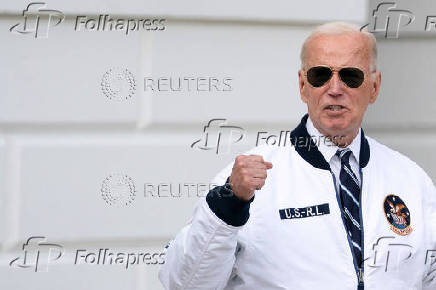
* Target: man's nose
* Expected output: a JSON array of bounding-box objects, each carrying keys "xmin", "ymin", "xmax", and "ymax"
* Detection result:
[{"xmin": 327, "ymin": 72, "xmax": 344, "ymax": 96}]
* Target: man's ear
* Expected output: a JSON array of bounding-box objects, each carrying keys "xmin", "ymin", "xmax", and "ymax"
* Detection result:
[
  {"xmin": 369, "ymin": 71, "xmax": 381, "ymax": 104},
  {"xmin": 298, "ymin": 70, "xmax": 308, "ymax": 104}
]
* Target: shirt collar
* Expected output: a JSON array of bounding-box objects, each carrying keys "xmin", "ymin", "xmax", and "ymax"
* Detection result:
[{"xmin": 306, "ymin": 116, "xmax": 361, "ymax": 164}]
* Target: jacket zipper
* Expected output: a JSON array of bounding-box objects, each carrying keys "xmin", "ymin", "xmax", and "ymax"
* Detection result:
[
  {"xmin": 330, "ymin": 170, "xmax": 364, "ymax": 289},
  {"xmin": 358, "ymin": 267, "xmax": 364, "ymax": 283}
]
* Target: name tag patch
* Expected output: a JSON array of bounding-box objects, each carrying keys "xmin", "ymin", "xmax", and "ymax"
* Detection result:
[{"xmin": 279, "ymin": 203, "xmax": 330, "ymax": 220}]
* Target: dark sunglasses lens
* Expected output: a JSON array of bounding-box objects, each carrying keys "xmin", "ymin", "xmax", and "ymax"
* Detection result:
[
  {"xmin": 307, "ymin": 67, "xmax": 332, "ymax": 87},
  {"xmin": 339, "ymin": 68, "xmax": 364, "ymax": 88}
]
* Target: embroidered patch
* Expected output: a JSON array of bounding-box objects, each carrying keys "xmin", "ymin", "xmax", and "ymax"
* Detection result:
[
  {"xmin": 383, "ymin": 194, "xmax": 413, "ymax": 236},
  {"xmin": 279, "ymin": 203, "xmax": 330, "ymax": 220}
]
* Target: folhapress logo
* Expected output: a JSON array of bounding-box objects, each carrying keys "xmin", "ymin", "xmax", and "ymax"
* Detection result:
[
  {"xmin": 191, "ymin": 119, "xmax": 245, "ymax": 154},
  {"xmin": 361, "ymin": 2, "xmax": 436, "ymax": 38},
  {"xmin": 75, "ymin": 15, "xmax": 165, "ymax": 35},
  {"xmin": 370, "ymin": 2, "xmax": 414, "ymax": 38},
  {"xmin": 10, "ymin": 3, "xmax": 166, "ymax": 39},
  {"xmin": 9, "ymin": 236, "xmax": 64, "ymax": 272},
  {"xmin": 101, "ymin": 68, "xmax": 136, "ymax": 101},
  {"xmin": 10, "ymin": 2, "xmax": 64, "ymax": 38},
  {"xmin": 362, "ymin": 2, "xmax": 415, "ymax": 38},
  {"xmin": 10, "ymin": 236, "xmax": 165, "ymax": 271}
]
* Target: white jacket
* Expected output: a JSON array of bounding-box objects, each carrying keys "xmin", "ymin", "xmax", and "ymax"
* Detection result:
[{"xmin": 159, "ymin": 114, "xmax": 436, "ymax": 290}]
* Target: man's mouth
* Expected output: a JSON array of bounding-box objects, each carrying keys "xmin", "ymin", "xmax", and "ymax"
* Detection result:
[{"xmin": 325, "ymin": 105, "xmax": 346, "ymax": 111}]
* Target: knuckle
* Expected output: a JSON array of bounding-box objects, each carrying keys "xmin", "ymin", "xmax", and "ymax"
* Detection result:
[
  {"xmin": 253, "ymin": 155, "xmax": 263, "ymax": 162},
  {"xmin": 234, "ymin": 155, "xmax": 245, "ymax": 165}
]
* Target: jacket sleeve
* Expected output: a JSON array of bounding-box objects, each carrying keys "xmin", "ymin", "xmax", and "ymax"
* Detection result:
[
  {"xmin": 423, "ymin": 175, "xmax": 436, "ymax": 290},
  {"xmin": 158, "ymin": 161, "xmax": 253, "ymax": 290}
]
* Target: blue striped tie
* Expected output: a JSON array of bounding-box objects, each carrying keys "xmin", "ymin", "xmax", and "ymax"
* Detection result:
[{"xmin": 336, "ymin": 148, "xmax": 362, "ymax": 268}]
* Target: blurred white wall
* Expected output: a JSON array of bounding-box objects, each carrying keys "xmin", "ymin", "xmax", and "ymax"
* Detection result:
[{"xmin": 0, "ymin": 0, "xmax": 435, "ymax": 289}]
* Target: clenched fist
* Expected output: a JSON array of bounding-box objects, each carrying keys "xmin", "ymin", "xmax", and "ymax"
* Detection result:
[{"xmin": 228, "ymin": 155, "xmax": 273, "ymax": 201}]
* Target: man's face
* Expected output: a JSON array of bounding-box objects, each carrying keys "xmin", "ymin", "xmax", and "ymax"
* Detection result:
[{"xmin": 298, "ymin": 33, "xmax": 381, "ymax": 139}]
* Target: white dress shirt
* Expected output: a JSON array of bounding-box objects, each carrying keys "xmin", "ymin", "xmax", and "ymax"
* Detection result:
[{"xmin": 306, "ymin": 116, "xmax": 361, "ymax": 192}]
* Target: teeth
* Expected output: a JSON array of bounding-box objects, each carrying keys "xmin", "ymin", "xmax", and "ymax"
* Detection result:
[{"xmin": 327, "ymin": 105, "xmax": 342, "ymax": 111}]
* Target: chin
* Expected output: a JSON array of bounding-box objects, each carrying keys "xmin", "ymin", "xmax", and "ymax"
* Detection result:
[{"xmin": 320, "ymin": 116, "xmax": 351, "ymax": 136}]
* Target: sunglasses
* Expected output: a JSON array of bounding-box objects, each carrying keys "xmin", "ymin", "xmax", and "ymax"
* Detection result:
[{"xmin": 305, "ymin": 66, "xmax": 365, "ymax": 88}]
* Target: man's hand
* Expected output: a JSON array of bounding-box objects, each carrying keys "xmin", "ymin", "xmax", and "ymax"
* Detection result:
[{"xmin": 228, "ymin": 155, "xmax": 273, "ymax": 201}]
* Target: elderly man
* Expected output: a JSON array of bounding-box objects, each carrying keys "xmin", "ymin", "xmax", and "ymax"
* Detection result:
[{"xmin": 159, "ymin": 22, "xmax": 436, "ymax": 290}]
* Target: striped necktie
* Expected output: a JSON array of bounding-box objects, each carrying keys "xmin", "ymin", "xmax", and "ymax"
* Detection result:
[{"xmin": 336, "ymin": 148, "xmax": 362, "ymax": 268}]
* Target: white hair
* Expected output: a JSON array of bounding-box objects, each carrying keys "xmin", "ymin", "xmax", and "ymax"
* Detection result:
[{"xmin": 300, "ymin": 22, "xmax": 378, "ymax": 72}]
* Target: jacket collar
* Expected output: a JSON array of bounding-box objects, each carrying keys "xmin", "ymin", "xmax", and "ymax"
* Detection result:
[{"xmin": 289, "ymin": 114, "xmax": 370, "ymax": 170}]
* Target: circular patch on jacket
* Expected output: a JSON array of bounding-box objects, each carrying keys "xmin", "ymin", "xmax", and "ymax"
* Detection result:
[{"xmin": 383, "ymin": 194, "xmax": 412, "ymax": 236}]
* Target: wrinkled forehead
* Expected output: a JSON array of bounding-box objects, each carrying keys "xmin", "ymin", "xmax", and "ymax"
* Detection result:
[{"xmin": 305, "ymin": 33, "xmax": 372, "ymax": 70}]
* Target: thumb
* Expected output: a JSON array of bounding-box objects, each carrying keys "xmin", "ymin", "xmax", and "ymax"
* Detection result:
[{"xmin": 264, "ymin": 161, "xmax": 273, "ymax": 169}]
